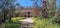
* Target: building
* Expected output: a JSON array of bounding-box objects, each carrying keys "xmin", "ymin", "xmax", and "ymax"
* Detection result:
[
  {"xmin": 15, "ymin": 0, "xmax": 56, "ymax": 18},
  {"xmin": 16, "ymin": 6, "xmax": 42, "ymax": 17}
]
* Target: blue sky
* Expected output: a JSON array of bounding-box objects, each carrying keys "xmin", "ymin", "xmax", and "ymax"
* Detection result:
[
  {"xmin": 56, "ymin": 0, "xmax": 60, "ymax": 7},
  {"xmin": 16, "ymin": 0, "xmax": 33, "ymax": 6},
  {"xmin": 16, "ymin": 0, "xmax": 42, "ymax": 6},
  {"xmin": 16, "ymin": 0, "xmax": 60, "ymax": 7}
]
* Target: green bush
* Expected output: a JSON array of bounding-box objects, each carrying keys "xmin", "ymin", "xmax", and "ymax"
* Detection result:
[
  {"xmin": 2, "ymin": 17, "xmax": 25, "ymax": 28},
  {"xmin": 4, "ymin": 21, "xmax": 20, "ymax": 28},
  {"xmin": 0, "ymin": 21, "xmax": 20, "ymax": 28},
  {"xmin": 32, "ymin": 18, "xmax": 60, "ymax": 28},
  {"xmin": 11, "ymin": 17, "xmax": 25, "ymax": 22},
  {"xmin": 5, "ymin": 23, "xmax": 20, "ymax": 28}
]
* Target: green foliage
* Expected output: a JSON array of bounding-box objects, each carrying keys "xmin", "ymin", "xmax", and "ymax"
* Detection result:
[
  {"xmin": 5, "ymin": 21, "xmax": 20, "ymax": 28},
  {"xmin": 31, "ymin": 17, "xmax": 60, "ymax": 28},
  {"xmin": 0, "ymin": 21, "xmax": 20, "ymax": 28},
  {"xmin": 0, "ymin": 0, "xmax": 17, "ymax": 23},
  {"xmin": 11, "ymin": 17, "xmax": 25, "ymax": 22}
]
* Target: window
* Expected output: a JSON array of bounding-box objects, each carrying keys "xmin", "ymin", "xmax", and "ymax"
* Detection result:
[{"xmin": 28, "ymin": 12, "xmax": 30, "ymax": 14}]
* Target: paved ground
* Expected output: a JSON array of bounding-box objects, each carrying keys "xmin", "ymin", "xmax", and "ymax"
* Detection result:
[
  {"xmin": 19, "ymin": 18, "xmax": 34, "ymax": 28},
  {"xmin": 19, "ymin": 18, "xmax": 34, "ymax": 23}
]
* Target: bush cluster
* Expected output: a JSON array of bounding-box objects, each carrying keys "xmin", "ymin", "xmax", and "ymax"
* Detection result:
[{"xmin": 31, "ymin": 17, "xmax": 60, "ymax": 28}]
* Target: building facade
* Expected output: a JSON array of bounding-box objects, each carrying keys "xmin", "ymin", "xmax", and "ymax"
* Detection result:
[
  {"xmin": 15, "ymin": 0, "xmax": 56, "ymax": 17},
  {"xmin": 16, "ymin": 6, "xmax": 41, "ymax": 17}
]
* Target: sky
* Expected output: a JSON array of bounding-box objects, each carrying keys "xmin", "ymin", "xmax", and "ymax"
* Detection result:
[
  {"xmin": 16, "ymin": 0, "xmax": 60, "ymax": 7},
  {"xmin": 16, "ymin": 0, "xmax": 42, "ymax": 6},
  {"xmin": 56, "ymin": 0, "xmax": 60, "ymax": 7},
  {"xmin": 16, "ymin": 0, "xmax": 33, "ymax": 6}
]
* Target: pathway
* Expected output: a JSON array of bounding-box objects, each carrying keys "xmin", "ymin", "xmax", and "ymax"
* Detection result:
[{"xmin": 18, "ymin": 18, "xmax": 34, "ymax": 28}]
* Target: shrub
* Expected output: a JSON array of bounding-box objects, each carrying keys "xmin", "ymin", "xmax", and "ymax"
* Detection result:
[
  {"xmin": 4, "ymin": 21, "xmax": 20, "ymax": 28},
  {"xmin": 32, "ymin": 18, "xmax": 60, "ymax": 28},
  {"xmin": 5, "ymin": 23, "xmax": 20, "ymax": 28},
  {"xmin": 11, "ymin": 17, "xmax": 25, "ymax": 22}
]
